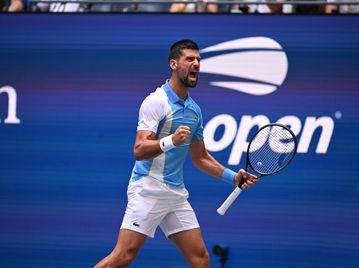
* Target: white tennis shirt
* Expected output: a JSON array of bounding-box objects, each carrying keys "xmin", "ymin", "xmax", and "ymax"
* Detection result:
[{"xmin": 130, "ymin": 80, "xmax": 204, "ymax": 188}]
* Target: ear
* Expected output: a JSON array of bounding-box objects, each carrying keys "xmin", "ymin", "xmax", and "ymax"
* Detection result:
[{"xmin": 170, "ymin": 59, "xmax": 177, "ymax": 70}]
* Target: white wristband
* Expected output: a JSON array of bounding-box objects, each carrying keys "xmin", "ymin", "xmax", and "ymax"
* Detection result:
[{"xmin": 160, "ymin": 135, "xmax": 176, "ymax": 152}]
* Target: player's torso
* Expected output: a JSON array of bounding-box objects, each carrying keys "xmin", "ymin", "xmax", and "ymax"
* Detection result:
[{"xmin": 131, "ymin": 83, "xmax": 202, "ymax": 188}]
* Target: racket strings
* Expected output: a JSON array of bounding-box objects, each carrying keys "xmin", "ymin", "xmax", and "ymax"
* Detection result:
[{"xmin": 249, "ymin": 125, "xmax": 296, "ymax": 175}]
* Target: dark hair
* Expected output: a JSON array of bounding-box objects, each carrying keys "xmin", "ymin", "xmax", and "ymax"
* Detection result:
[{"xmin": 169, "ymin": 39, "xmax": 199, "ymax": 61}]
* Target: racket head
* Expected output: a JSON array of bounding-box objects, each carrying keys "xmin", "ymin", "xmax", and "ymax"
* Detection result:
[{"xmin": 246, "ymin": 123, "xmax": 297, "ymax": 176}]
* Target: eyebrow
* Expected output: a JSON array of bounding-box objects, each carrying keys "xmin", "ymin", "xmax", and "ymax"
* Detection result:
[{"xmin": 186, "ymin": 55, "xmax": 201, "ymax": 61}]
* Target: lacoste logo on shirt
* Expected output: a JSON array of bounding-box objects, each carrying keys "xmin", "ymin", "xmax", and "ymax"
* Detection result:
[{"xmin": 133, "ymin": 222, "xmax": 140, "ymax": 227}]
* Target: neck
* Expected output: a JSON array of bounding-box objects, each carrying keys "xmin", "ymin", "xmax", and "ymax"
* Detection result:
[{"xmin": 169, "ymin": 77, "xmax": 188, "ymax": 100}]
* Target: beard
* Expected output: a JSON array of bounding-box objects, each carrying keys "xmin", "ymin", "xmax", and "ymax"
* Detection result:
[{"xmin": 180, "ymin": 72, "xmax": 198, "ymax": 88}]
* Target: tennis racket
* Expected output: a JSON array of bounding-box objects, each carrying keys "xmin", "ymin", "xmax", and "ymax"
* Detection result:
[{"xmin": 217, "ymin": 123, "xmax": 297, "ymax": 215}]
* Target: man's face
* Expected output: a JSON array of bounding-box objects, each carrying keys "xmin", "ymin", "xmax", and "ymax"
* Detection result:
[{"xmin": 174, "ymin": 49, "xmax": 201, "ymax": 88}]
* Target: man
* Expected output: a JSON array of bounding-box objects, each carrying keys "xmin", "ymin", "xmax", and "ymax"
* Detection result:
[
  {"xmin": 325, "ymin": 0, "xmax": 359, "ymax": 14},
  {"xmin": 4, "ymin": 0, "xmax": 24, "ymax": 12},
  {"xmin": 170, "ymin": 0, "xmax": 220, "ymax": 13},
  {"xmin": 94, "ymin": 39, "xmax": 259, "ymax": 268}
]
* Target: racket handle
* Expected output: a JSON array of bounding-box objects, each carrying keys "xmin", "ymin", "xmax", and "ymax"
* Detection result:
[{"xmin": 217, "ymin": 187, "xmax": 242, "ymax": 215}]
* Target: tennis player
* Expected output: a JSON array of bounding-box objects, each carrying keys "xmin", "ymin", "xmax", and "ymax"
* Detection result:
[{"xmin": 94, "ymin": 39, "xmax": 259, "ymax": 268}]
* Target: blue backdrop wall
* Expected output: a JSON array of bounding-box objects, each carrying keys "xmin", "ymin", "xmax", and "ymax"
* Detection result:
[{"xmin": 0, "ymin": 14, "xmax": 358, "ymax": 268}]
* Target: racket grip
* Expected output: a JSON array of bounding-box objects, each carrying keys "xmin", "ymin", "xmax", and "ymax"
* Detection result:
[{"xmin": 217, "ymin": 187, "xmax": 242, "ymax": 215}]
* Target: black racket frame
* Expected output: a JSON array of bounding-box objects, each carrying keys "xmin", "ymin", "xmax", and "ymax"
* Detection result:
[{"xmin": 244, "ymin": 123, "xmax": 298, "ymax": 180}]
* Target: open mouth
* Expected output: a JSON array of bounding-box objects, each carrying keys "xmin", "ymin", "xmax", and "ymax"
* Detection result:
[{"xmin": 189, "ymin": 71, "xmax": 198, "ymax": 79}]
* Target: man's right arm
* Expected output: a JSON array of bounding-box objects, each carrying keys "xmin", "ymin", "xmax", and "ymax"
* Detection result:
[
  {"xmin": 133, "ymin": 130, "xmax": 162, "ymax": 161},
  {"xmin": 134, "ymin": 126, "xmax": 191, "ymax": 161}
]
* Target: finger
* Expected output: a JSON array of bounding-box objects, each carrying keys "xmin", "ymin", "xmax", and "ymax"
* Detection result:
[
  {"xmin": 241, "ymin": 182, "xmax": 249, "ymax": 189},
  {"xmin": 178, "ymin": 129, "xmax": 189, "ymax": 136},
  {"xmin": 242, "ymin": 170, "xmax": 258, "ymax": 182},
  {"xmin": 239, "ymin": 169, "xmax": 247, "ymax": 180},
  {"xmin": 245, "ymin": 177, "xmax": 258, "ymax": 187},
  {"xmin": 179, "ymin": 125, "xmax": 190, "ymax": 131},
  {"xmin": 248, "ymin": 179, "xmax": 256, "ymax": 185},
  {"xmin": 181, "ymin": 129, "xmax": 190, "ymax": 136},
  {"xmin": 248, "ymin": 178, "xmax": 260, "ymax": 188},
  {"xmin": 181, "ymin": 132, "xmax": 190, "ymax": 138},
  {"xmin": 181, "ymin": 134, "xmax": 188, "ymax": 140},
  {"xmin": 249, "ymin": 176, "xmax": 259, "ymax": 184}
]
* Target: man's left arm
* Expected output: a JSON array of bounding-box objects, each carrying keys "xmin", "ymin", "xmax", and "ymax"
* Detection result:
[{"xmin": 189, "ymin": 139, "xmax": 258, "ymax": 189}]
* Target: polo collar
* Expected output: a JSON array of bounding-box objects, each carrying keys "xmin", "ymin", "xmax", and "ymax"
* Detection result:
[{"xmin": 163, "ymin": 80, "xmax": 190, "ymax": 106}]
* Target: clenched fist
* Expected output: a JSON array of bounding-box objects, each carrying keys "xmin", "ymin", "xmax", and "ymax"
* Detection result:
[{"xmin": 172, "ymin": 126, "xmax": 191, "ymax": 146}]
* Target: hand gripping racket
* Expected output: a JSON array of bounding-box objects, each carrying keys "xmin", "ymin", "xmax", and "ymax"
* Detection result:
[{"xmin": 217, "ymin": 123, "xmax": 298, "ymax": 215}]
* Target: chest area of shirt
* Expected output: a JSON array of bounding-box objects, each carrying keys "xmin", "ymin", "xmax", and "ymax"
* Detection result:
[{"xmin": 166, "ymin": 105, "xmax": 199, "ymax": 132}]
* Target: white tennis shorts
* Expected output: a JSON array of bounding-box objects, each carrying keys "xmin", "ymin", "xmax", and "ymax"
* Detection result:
[{"xmin": 120, "ymin": 176, "xmax": 200, "ymax": 238}]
